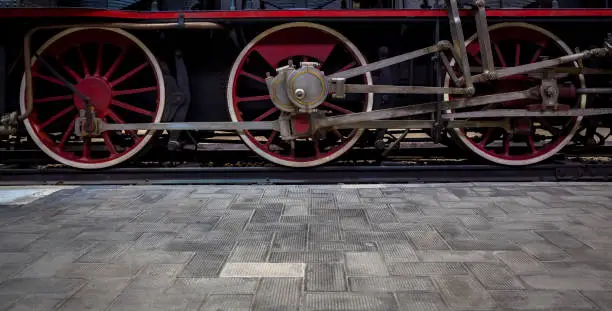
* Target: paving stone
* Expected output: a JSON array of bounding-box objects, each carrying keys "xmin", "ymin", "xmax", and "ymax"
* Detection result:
[
  {"xmin": 200, "ymin": 294, "xmax": 253, "ymax": 311},
  {"xmin": 165, "ymin": 239, "xmax": 235, "ymax": 253},
  {"xmin": 269, "ymin": 251, "xmax": 343, "ymax": 263},
  {"xmin": 309, "ymin": 224, "xmax": 341, "ymax": 241},
  {"xmin": 131, "ymin": 232, "xmax": 176, "ymax": 250},
  {"xmin": 0, "ymin": 277, "xmax": 86, "ymax": 297},
  {"xmin": 344, "ymin": 231, "xmax": 408, "ymax": 243},
  {"xmin": 520, "ymin": 241, "xmax": 570, "ymax": 261},
  {"xmin": 521, "ymin": 275, "xmax": 612, "ymax": 290},
  {"xmin": 469, "ymin": 231, "xmax": 544, "ymax": 243},
  {"xmin": 252, "ymin": 278, "xmax": 301, "ymax": 311},
  {"xmin": 340, "ymin": 216, "xmax": 371, "ymax": 230},
  {"xmin": 379, "ymin": 243, "xmax": 418, "ymax": 262},
  {"xmin": 245, "ymin": 223, "xmax": 307, "ymax": 231},
  {"xmin": 179, "ymin": 252, "xmax": 229, "ymax": 277},
  {"xmin": 205, "ymin": 198, "xmax": 233, "ymax": 210},
  {"xmin": 17, "ymin": 250, "xmax": 84, "ymax": 278},
  {"xmin": 306, "ymin": 263, "xmax": 346, "ymax": 291},
  {"xmin": 113, "ymin": 250, "xmax": 194, "ymax": 267},
  {"xmin": 446, "ymin": 239, "xmax": 520, "ymax": 251},
  {"xmin": 74, "ymin": 231, "xmax": 142, "ymax": 241},
  {"xmin": 56, "ymin": 263, "xmax": 141, "ymax": 279},
  {"xmin": 490, "ymin": 290, "xmax": 597, "ymax": 310},
  {"xmin": 220, "ymin": 263, "xmax": 305, "ymax": 277},
  {"xmin": 126, "ymin": 263, "xmax": 182, "ymax": 290},
  {"xmin": 349, "ymin": 276, "xmax": 434, "ymax": 291},
  {"xmin": 417, "ymin": 250, "xmax": 498, "ymax": 262},
  {"xmin": 9, "ymin": 296, "xmax": 64, "ymax": 311},
  {"xmin": 304, "ymin": 292, "xmax": 398, "ymax": 311},
  {"xmin": 537, "ymin": 230, "xmax": 589, "ymax": 249},
  {"xmin": 406, "ymin": 231, "xmax": 450, "ymax": 250},
  {"xmin": 467, "ymin": 263, "xmax": 524, "ymax": 289},
  {"xmin": 494, "ymin": 251, "xmax": 545, "ymax": 274},
  {"xmin": 582, "ymin": 291, "xmax": 612, "ymax": 311},
  {"xmin": 372, "ymin": 223, "xmax": 431, "ymax": 232},
  {"xmin": 434, "ymin": 224, "xmax": 474, "ymax": 240},
  {"xmin": 228, "ymin": 241, "xmax": 269, "ymax": 262},
  {"xmin": 273, "ymin": 231, "xmax": 307, "ymax": 251},
  {"xmin": 309, "ymin": 241, "xmax": 377, "ymax": 252},
  {"xmin": 0, "ymin": 294, "xmax": 21, "ymax": 310},
  {"xmin": 311, "ymin": 209, "xmax": 365, "ymax": 217},
  {"xmin": 345, "ymin": 252, "xmax": 388, "ymax": 276},
  {"xmin": 395, "ymin": 291, "xmax": 450, "ymax": 311},
  {"xmin": 388, "ymin": 262, "xmax": 468, "ymax": 276},
  {"xmin": 166, "ymin": 277, "xmax": 259, "ymax": 295},
  {"xmin": 0, "ymin": 233, "xmax": 42, "ymax": 251},
  {"xmin": 542, "ymin": 261, "xmax": 612, "ymax": 277},
  {"xmin": 76, "ymin": 242, "xmax": 135, "ymax": 263},
  {"xmin": 434, "ymin": 275, "xmax": 496, "ymax": 310},
  {"xmin": 57, "ymin": 277, "xmax": 131, "ymax": 311}
]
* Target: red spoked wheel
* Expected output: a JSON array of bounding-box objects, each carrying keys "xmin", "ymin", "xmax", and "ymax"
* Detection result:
[
  {"xmin": 20, "ymin": 27, "xmax": 165, "ymax": 169},
  {"xmin": 227, "ymin": 22, "xmax": 373, "ymax": 168},
  {"xmin": 444, "ymin": 22, "xmax": 586, "ymax": 166}
]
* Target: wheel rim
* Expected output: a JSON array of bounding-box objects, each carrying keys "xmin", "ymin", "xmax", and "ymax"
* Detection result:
[
  {"xmin": 227, "ymin": 22, "xmax": 373, "ymax": 168},
  {"xmin": 444, "ymin": 22, "xmax": 585, "ymax": 166},
  {"xmin": 20, "ymin": 27, "xmax": 165, "ymax": 169}
]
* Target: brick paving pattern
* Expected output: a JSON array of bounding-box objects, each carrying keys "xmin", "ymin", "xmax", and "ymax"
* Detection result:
[{"xmin": 0, "ymin": 182, "xmax": 611, "ymax": 310}]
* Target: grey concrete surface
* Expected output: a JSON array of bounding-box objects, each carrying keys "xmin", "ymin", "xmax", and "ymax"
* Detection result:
[{"xmin": 0, "ymin": 182, "xmax": 611, "ymax": 310}]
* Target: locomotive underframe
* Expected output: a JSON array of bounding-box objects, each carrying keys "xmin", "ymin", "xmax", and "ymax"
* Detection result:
[
  {"xmin": 4, "ymin": 2, "xmax": 612, "ymax": 168},
  {"xmin": 27, "ymin": 1, "xmax": 612, "ymax": 137}
]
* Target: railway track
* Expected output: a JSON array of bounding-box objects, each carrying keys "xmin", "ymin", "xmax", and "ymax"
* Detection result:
[{"xmin": 2, "ymin": 156, "xmax": 611, "ymax": 185}]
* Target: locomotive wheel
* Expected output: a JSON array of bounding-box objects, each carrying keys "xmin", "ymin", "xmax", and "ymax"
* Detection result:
[
  {"xmin": 20, "ymin": 27, "xmax": 165, "ymax": 169},
  {"xmin": 444, "ymin": 22, "xmax": 586, "ymax": 166},
  {"xmin": 227, "ymin": 22, "xmax": 373, "ymax": 168}
]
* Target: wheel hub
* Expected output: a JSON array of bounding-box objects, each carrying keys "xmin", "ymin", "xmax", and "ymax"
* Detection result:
[
  {"xmin": 74, "ymin": 77, "xmax": 112, "ymax": 116},
  {"xmin": 266, "ymin": 61, "xmax": 329, "ymax": 112}
]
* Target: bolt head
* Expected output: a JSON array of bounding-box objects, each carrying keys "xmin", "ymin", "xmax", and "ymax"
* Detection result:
[{"xmin": 295, "ymin": 88, "xmax": 305, "ymax": 99}]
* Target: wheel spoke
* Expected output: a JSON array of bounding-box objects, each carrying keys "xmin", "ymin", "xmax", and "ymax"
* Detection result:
[
  {"xmin": 254, "ymin": 107, "xmax": 278, "ymax": 122},
  {"xmin": 112, "ymin": 86, "xmax": 157, "ymax": 96},
  {"xmin": 39, "ymin": 105, "xmax": 74, "ymax": 129},
  {"xmin": 529, "ymin": 48, "xmax": 543, "ymax": 63},
  {"xmin": 537, "ymin": 117, "xmax": 561, "ymax": 136},
  {"xmin": 77, "ymin": 46, "xmax": 90, "ymax": 77},
  {"xmin": 57, "ymin": 116, "xmax": 77, "ymax": 150},
  {"xmin": 527, "ymin": 134, "xmax": 537, "ymax": 153},
  {"xmin": 322, "ymin": 101, "xmax": 353, "ymax": 114},
  {"xmin": 240, "ymin": 71, "xmax": 266, "ymax": 84},
  {"xmin": 104, "ymin": 48, "xmax": 126, "ymax": 80},
  {"xmin": 33, "ymin": 72, "xmax": 67, "ymax": 87},
  {"xmin": 502, "ymin": 134, "xmax": 510, "ymax": 156},
  {"xmin": 95, "ymin": 43, "xmax": 104, "ymax": 76},
  {"xmin": 494, "ymin": 43, "xmax": 507, "ymax": 68},
  {"xmin": 110, "ymin": 62, "xmax": 148, "ymax": 88},
  {"xmin": 111, "ymin": 99, "xmax": 155, "ymax": 117},
  {"xmin": 515, "ymin": 43, "xmax": 521, "ymax": 67},
  {"xmin": 82, "ymin": 137, "xmax": 91, "ymax": 159},
  {"xmin": 236, "ymin": 95, "xmax": 271, "ymax": 103},
  {"xmin": 56, "ymin": 57, "xmax": 82, "ymax": 82},
  {"xmin": 479, "ymin": 128, "xmax": 493, "ymax": 146},
  {"xmin": 103, "ymin": 132, "xmax": 118, "ymax": 155},
  {"xmin": 314, "ymin": 139, "xmax": 321, "ymax": 157},
  {"xmin": 107, "ymin": 110, "xmax": 139, "ymax": 139},
  {"xmin": 34, "ymin": 95, "xmax": 73, "ymax": 104},
  {"xmin": 334, "ymin": 61, "xmax": 356, "ymax": 74}
]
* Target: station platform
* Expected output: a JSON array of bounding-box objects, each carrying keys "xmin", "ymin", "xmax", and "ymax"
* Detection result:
[{"xmin": 0, "ymin": 182, "xmax": 611, "ymax": 310}]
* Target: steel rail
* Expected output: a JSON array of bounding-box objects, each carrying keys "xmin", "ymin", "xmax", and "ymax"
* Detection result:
[{"xmin": 1, "ymin": 161, "xmax": 611, "ymax": 185}]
